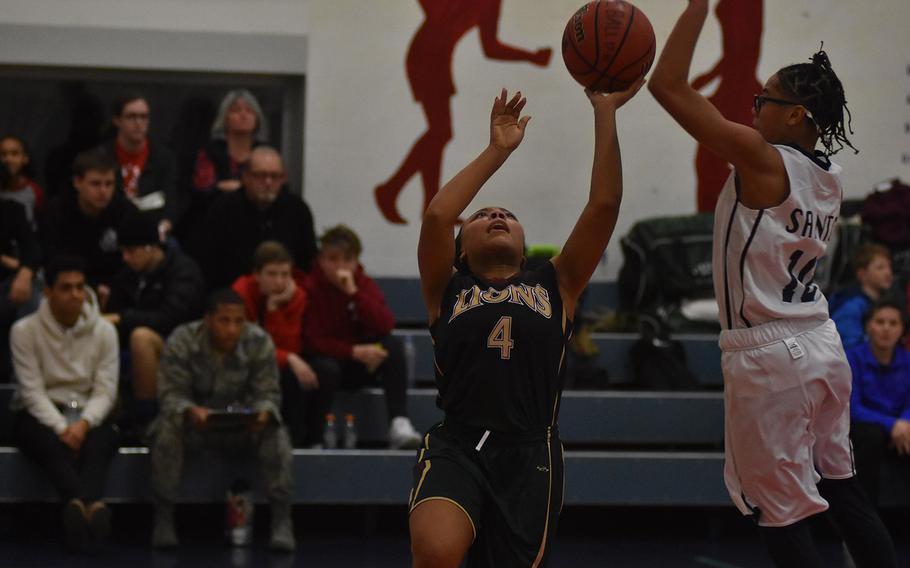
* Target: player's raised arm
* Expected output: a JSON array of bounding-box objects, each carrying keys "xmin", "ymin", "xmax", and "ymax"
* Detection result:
[
  {"xmin": 552, "ymin": 80, "xmax": 643, "ymax": 315},
  {"xmin": 648, "ymin": 0, "xmax": 785, "ymax": 209},
  {"xmin": 418, "ymin": 89, "xmax": 530, "ymax": 323}
]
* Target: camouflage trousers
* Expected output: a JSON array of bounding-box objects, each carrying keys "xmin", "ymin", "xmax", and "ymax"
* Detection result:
[{"xmin": 150, "ymin": 412, "xmax": 294, "ymax": 506}]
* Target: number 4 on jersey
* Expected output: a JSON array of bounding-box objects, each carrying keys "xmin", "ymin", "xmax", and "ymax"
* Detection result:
[{"xmin": 487, "ymin": 316, "xmax": 514, "ymax": 359}]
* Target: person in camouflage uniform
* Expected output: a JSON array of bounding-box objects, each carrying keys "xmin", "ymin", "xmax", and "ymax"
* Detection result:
[{"xmin": 149, "ymin": 288, "xmax": 295, "ymax": 551}]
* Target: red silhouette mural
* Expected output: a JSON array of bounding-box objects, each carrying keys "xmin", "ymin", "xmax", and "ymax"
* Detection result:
[
  {"xmin": 374, "ymin": 0, "xmax": 551, "ymax": 224},
  {"xmin": 690, "ymin": 0, "xmax": 764, "ymax": 212}
]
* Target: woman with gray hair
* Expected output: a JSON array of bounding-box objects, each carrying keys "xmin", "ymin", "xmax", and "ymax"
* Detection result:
[{"xmin": 191, "ymin": 89, "xmax": 269, "ymax": 194}]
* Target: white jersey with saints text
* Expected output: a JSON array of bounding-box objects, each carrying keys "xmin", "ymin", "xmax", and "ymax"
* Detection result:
[{"xmin": 712, "ymin": 145, "xmax": 843, "ymax": 331}]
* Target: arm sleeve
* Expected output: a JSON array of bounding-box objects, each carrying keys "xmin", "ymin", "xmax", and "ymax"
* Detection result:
[
  {"xmin": 303, "ymin": 316, "xmax": 355, "ymax": 359},
  {"xmin": 157, "ymin": 328, "xmax": 199, "ymax": 418},
  {"xmin": 353, "ymin": 275, "xmax": 395, "ymax": 337},
  {"xmin": 119, "ymin": 260, "xmax": 205, "ymax": 337},
  {"xmin": 80, "ymin": 321, "xmax": 120, "ymax": 427},
  {"xmin": 848, "ymin": 351, "xmax": 898, "ymax": 431},
  {"xmin": 248, "ymin": 334, "xmax": 282, "ymax": 420},
  {"xmin": 831, "ymin": 300, "xmax": 865, "ymax": 348},
  {"xmin": 10, "ymin": 321, "xmax": 68, "ymax": 434},
  {"xmin": 159, "ymin": 149, "xmax": 179, "ymax": 223},
  {"xmin": 296, "ymin": 202, "xmax": 318, "ymax": 272},
  {"xmin": 9, "ymin": 201, "xmax": 39, "ymax": 270},
  {"xmin": 192, "ymin": 148, "xmax": 216, "ymax": 192}
]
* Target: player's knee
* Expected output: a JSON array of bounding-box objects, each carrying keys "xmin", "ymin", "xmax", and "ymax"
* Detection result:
[
  {"xmin": 409, "ymin": 506, "xmax": 470, "ymax": 568},
  {"xmin": 130, "ymin": 326, "xmax": 162, "ymax": 350},
  {"xmin": 410, "ymin": 534, "xmax": 462, "ymax": 568}
]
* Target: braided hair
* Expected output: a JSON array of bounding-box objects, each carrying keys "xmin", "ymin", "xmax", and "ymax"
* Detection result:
[{"xmin": 777, "ymin": 45, "xmax": 857, "ymax": 156}]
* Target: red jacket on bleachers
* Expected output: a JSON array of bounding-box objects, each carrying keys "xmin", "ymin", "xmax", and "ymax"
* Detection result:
[
  {"xmin": 231, "ymin": 274, "xmax": 307, "ymax": 369},
  {"xmin": 302, "ymin": 265, "xmax": 395, "ymax": 359}
]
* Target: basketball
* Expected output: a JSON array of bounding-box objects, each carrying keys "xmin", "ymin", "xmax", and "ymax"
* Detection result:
[{"xmin": 562, "ymin": 0, "xmax": 656, "ymax": 93}]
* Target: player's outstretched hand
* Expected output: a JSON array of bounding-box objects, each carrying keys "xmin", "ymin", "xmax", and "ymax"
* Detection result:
[
  {"xmin": 585, "ymin": 76, "xmax": 645, "ymax": 110},
  {"xmin": 490, "ymin": 89, "xmax": 530, "ymax": 153}
]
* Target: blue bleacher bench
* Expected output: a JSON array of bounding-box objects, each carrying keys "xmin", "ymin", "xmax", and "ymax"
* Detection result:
[{"xmin": 0, "ymin": 385, "xmax": 907, "ymax": 507}]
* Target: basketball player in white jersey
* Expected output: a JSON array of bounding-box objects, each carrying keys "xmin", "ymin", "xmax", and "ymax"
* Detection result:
[{"xmin": 648, "ymin": 2, "xmax": 897, "ymax": 567}]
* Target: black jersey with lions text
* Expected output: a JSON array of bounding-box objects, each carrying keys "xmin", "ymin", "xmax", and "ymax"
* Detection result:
[{"xmin": 430, "ymin": 261, "xmax": 572, "ymax": 433}]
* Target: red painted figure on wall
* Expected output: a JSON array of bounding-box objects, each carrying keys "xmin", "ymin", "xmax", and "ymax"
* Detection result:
[
  {"xmin": 690, "ymin": 0, "xmax": 764, "ymax": 212},
  {"xmin": 374, "ymin": 0, "xmax": 551, "ymax": 225}
]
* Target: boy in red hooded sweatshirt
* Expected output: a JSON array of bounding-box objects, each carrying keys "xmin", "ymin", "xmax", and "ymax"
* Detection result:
[
  {"xmin": 303, "ymin": 225, "xmax": 421, "ymax": 449},
  {"xmin": 232, "ymin": 240, "xmax": 313, "ymax": 445}
]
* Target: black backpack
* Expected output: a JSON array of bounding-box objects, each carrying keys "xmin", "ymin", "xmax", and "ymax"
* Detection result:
[
  {"xmin": 861, "ymin": 179, "xmax": 910, "ymax": 249},
  {"xmin": 618, "ymin": 213, "xmax": 715, "ymax": 328},
  {"xmin": 629, "ymin": 318, "xmax": 699, "ymax": 390}
]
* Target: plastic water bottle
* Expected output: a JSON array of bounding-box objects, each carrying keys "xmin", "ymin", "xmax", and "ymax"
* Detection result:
[
  {"xmin": 225, "ymin": 478, "xmax": 253, "ymax": 546},
  {"xmin": 403, "ymin": 335, "xmax": 416, "ymax": 386},
  {"xmin": 342, "ymin": 413, "xmax": 358, "ymax": 449},
  {"xmin": 323, "ymin": 413, "xmax": 338, "ymax": 449},
  {"xmin": 63, "ymin": 399, "xmax": 81, "ymax": 425}
]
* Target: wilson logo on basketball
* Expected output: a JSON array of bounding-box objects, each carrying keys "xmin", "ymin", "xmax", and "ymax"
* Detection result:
[{"xmin": 573, "ymin": 5, "xmax": 588, "ymax": 43}]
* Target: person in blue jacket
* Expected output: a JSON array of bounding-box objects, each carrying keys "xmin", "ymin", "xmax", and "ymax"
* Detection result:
[
  {"xmin": 847, "ymin": 300, "xmax": 910, "ymax": 505},
  {"xmin": 831, "ymin": 244, "xmax": 893, "ymax": 348}
]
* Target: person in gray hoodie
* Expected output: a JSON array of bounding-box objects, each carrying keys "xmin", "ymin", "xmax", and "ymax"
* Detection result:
[{"xmin": 10, "ymin": 255, "xmax": 119, "ymax": 550}]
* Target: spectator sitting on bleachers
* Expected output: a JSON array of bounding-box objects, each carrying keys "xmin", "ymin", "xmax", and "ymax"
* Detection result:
[
  {"xmin": 104, "ymin": 210, "xmax": 205, "ymax": 436},
  {"xmin": 830, "ymin": 244, "xmax": 893, "ymax": 348},
  {"xmin": 232, "ymin": 241, "xmax": 313, "ymax": 447},
  {"xmin": 96, "ymin": 94, "xmax": 179, "ymax": 237},
  {"xmin": 9, "ymin": 256, "xmax": 119, "ymax": 550},
  {"xmin": 303, "ymin": 225, "xmax": 421, "ymax": 449},
  {"xmin": 847, "ymin": 300, "xmax": 910, "ymax": 507},
  {"xmin": 41, "ymin": 150, "xmax": 138, "ymax": 308},
  {"xmin": 181, "ymin": 90, "xmax": 267, "ymax": 245},
  {"xmin": 149, "ymin": 289, "xmax": 295, "ymax": 551},
  {"xmin": 191, "ymin": 146, "xmax": 316, "ymax": 289},
  {"xmin": 1, "ymin": 135, "xmax": 44, "ymax": 226},
  {"xmin": 0, "ymin": 199, "xmax": 40, "ymax": 383},
  {"xmin": 192, "ymin": 89, "xmax": 267, "ymax": 196}
]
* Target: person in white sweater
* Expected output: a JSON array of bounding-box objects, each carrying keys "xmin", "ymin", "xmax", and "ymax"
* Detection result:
[{"xmin": 10, "ymin": 255, "xmax": 119, "ymax": 550}]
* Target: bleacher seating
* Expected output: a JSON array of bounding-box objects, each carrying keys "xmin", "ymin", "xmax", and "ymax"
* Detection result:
[{"xmin": 1, "ymin": 378, "xmax": 908, "ymax": 507}]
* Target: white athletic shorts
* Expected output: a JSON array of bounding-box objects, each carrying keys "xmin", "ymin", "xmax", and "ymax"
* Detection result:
[{"xmin": 719, "ymin": 317, "xmax": 855, "ymax": 527}]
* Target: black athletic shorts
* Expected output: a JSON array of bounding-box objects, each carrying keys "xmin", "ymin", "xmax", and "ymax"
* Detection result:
[{"xmin": 409, "ymin": 420, "xmax": 564, "ymax": 567}]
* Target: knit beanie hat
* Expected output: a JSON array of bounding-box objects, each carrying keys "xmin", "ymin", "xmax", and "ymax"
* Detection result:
[{"xmin": 117, "ymin": 210, "xmax": 161, "ymax": 247}]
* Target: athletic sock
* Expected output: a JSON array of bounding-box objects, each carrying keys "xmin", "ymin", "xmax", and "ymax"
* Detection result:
[{"xmin": 818, "ymin": 476, "xmax": 897, "ymax": 568}]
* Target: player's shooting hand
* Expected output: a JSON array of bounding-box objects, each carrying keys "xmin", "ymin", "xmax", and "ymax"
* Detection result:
[
  {"xmin": 288, "ymin": 353, "xmax": 319, "ymax": 391},
  {"xmin": 490, "ymin": 89, "xmax": 530, "ymax": 153},
  {"xmin": 585, "ymin": 76, "xmax": 645, "ymax": 111},
  {"xmin": 891, "ymin": 419, "xmax": 910, "ymax": 455},
  {"xmin": 187, "ymin": 406, "xmax": 210, "ymax": 431},
  {"xmin": 352, "ymin": 344, "xmax": 388, "ymax": 374}
]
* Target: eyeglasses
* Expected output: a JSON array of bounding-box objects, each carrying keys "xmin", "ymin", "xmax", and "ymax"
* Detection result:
[{"xmin": 753, "ymin": 95, "xmax": 815, "ymax": 122}]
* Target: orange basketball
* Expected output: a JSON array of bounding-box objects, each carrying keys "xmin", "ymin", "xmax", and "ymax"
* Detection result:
[{"xmin": 562, "ymin": 0, "xmax": 656, "ymax": 93}]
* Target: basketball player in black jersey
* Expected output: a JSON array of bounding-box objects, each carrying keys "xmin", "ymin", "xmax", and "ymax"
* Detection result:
[{"xmin": 409, "ymin": 83, "xmax": 642, "ymax": 567}]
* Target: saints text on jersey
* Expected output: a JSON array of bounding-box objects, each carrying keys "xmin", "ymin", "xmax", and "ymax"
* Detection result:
[
  {"xmin": 784, "ymin": 209, "xmax": 837, "ymax": 242},
  {"xmin": 448, "ymin": 283, "xmax": 553, "ymax": 323}
]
